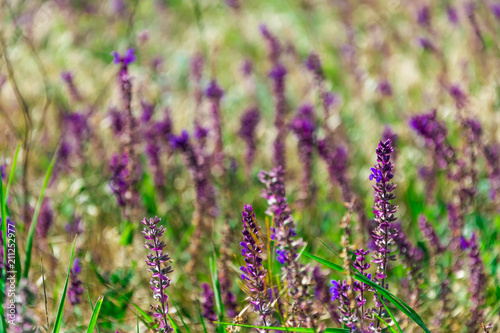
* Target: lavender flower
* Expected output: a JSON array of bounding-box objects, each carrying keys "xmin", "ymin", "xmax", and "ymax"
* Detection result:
[
  {"xmin": 449, "ymin": 84, "xmax": 468, "ymax": 109},
  {"xmin": 409, "ymin": 109, "xmax": 454, "ymax": 169},
  {"xmin": 418, "ymin": 215, "xmax": 443, "ymax": 253},
  {"xmin": 142, "ymin": 216, "xmax": 173, "ymax": 333},
  {"xmin": 290, "ymin": 104, "xmax": 316, "ymax": 202},
  {"xmin": 483, "ymin": 143, "xmax": 500, "ymax": 200},
  {"xmin": 68, "ymin": 258, "xmax": 84, "ymax": 305},
  {"xmin": 377, "ymin": 79, "xmax": 392, "ymax": 96},
  {"xmin": 205, "ymin": 80, "xmax": 225, "ymax": 170},
  {"xmin": 491, "ymin": 3, "xmax": 500, "ymax": 21},
  {"xmin": 330, "ymin": 280, "xmax": 357, "ymax": 329},
  {"xmin": 241, "ymin": 59, "xmax": 253, "ymax": 77},
  {"xmin": 201, "ymin": 283, "xmax": 217, "ymax": 324},
  {"xmin": 108, "ymin": 107, "xmax": 126, "ymax": 135},
  {"xmin": 259, "ymin": 167, "xmax": 319, "ymax": 328},
  {"xmin": 416, "ymin": 5, "xmax": 431, "ymax": 27},
  {"xmin": 269, "ymin": 63, "xmax": 288, "ymax": 171},
  {"xmin": 61, "ymin": 71, "xmax": 82, "ymax": 102},
  {"xmin": 65, "ymin": 215, "xmax": 84, "ymax": 237},
  {"xmin": 109, "ymin": 153, "xmax": 130, "ymax": 208},
  {"xmin": 370, "ymin": 139, "xmax": 397, "ymax": 306},
  {"xmin": 239, "ymin": 205, "xmax": 273, "ymax": 325},
  {"xmin": 382, "ymin": 126, "xmax": 398, "ymax": 161},
  {"xmin": 36, "ymin": 199, "xmax": 53, "ymax": 240},
  {"xmin": 259, "ymin": 24, "xmax": 282, "ymax": 64},
  {"xmin": 238, "ymin": 107, "xmax": 260, "ymax": 176},
  {"xmin": 190, "ymin": 52, "xmax": 204, "ymax": 106},
  {"xmin": 447, "ymin": 5, "xmax": 459, "ymax": 24},
  {"xmin": 466, "ymin": 233, "xmax": 487, "ymax": 329}
]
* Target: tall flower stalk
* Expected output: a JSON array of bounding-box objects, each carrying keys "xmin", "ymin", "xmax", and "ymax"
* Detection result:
[
  {"xmin": 239, "ymin": 205, "xmax": 273, "ymax": 326},
  {"xmin": 259, "ymin": 167, "xmax": 320, "ymax": 330},
  {"xmin": 369, "ymin": 139, "xmax": 398, "ymax": 320},
  {"xmin": 141, "ymin": 216, "xmax": 173, "ymax": 333}
]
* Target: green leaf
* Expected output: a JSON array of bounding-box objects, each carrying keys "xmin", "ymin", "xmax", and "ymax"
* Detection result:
[
  {"xmin": 304, "ymin": 252, "xmax": 431, "ymax": 333},
  {"xmin": 24, "ymin": 147, "xmax": 58, "ymax": 279},
  {"xmin": 195, "ymin": 300, "xmax": 208, "ymax": 333},
  {"xmin": 5, "ymin": 141, "xmax": 21, "ymax": 203},
  {"xmin": 209, "ymin": 255, "xmax": 224, "ymax": 333},
  {"xmin": 52, "ymin": 236, "xmax": 77, "ymax": 333},
  {"xmin": 86, "ymin": 296, "xmax": 104, "ymax": 333},
  {"xmin": 214, "ymin": 322, "xmax": 349, "ymax": 332},
  {"xmin": 86, "ymin": 290, "xmax": 101, "ymax": 333},
  {"xmin": 168, "ymin": 313, "xmax": 183, "ymax": 333},
  {"xmin": 372, "ymin": 312, "xmax": 398, "ymax": 333},
  {"xmin": 378, "ymin": 292, "xmax": 402, "ymax": 333}
]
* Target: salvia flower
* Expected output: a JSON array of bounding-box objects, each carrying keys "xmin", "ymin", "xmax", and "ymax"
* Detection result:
[
  {"xmin": 466, "ymin": 233, "xmax": 487, "ymax": 329},
  {"xmin": 269, "ymin": 63, "xmax": 288, "ymax": 171},
  {"xmin": 491, "ymin": 3, "xmax": 500, "ymax": 21},
  {"xmin": 238, "ymin": 107, "xmax": 261, "ymax": 175},
  {"xmin": 370, "ymin": 139, "xmax": 398, "ymax": 303},
  {"xmin": 259, "ymin": 167, "xmax": 319, "ymax": 328},
  {"xmin": 416, "ymin": 5, "xmax": 431, "ymax": 27},
  {"xmin": 60, "ymin": 71, "xmax": 83, "ymax": 102},
  {"xmin": 239, "ymin": 205, "xmax": 273, "ymax": 325},
  {"xmin": 447, "ymin": 5, "xmax": 459, "ymax": 24},
  {"xmin": 68, "ymin": 258, "xmax": 84, "ymax": 306},
  {"xmin": 259, "ymin": 24, "xmax": 282, "ymax": 64},
  {"xmin": 290, "ymin": 104, "xmax": 316, "ymax": 202},
  {"xmin": 418, "ymin": 215, "xmax": 443, "ymax": 253},
  {"xmin": 201, "ymin": 283, "xmax": 217, "ymax": 324},
  {"xmin": 141, "ymin": 216, "xmax": 173, "ymax": 333},
  {"xmin": 205, "ymin": 80, "xmax": 225, "ymax": 170},
  {"xmin": 36, "ymin": 199, "xmax": 53, "ymax": 240},
  {"xmin": 377, "ymin": 79, "xmax": 393, "ymax": 96}
]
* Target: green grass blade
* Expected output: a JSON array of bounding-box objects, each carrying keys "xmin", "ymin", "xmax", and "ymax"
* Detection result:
[
  {"xmin": 5, "ymin": 141, "xmax": 21, "ymax": 202},
  {"xmin": 86, "ymin": 290, "xmax": 101, "ymax": 333},
  {"xmin": 86, "ymin": 296, "xmax": 104, "ymax": 333},
  {"xmin": 302, "ymin": 251, "xmax": 343, "ymax": 272},
  {"xmin": 195, "ymin": 300, "xmax": 208, "ymax": 333},
  {"xmin": 52, "ymin": 236, "xmax": 77, "ymax": 333},
  {"xmin": 209, "ymin": 255, "xmax": 224, "ymax": 333},
  {"xmin": 167, "ymin": 292, "xmax": 191, "ymax": 333},
  {"xmin": 168, "ymin": 313, "xmax": 182, "ymax": 333},
  {"xmin": 373, "ymin": 312, "xmax": 398, "ymax": 333},
  {"xmin": 378, "ymin": 292, "xmax": 403, "ymax": 333},
  {"xmin": 214, "ymin": 322, "xmax": 349, "ymax": 332},
  {"xmin": 23, "ymin": 147, "xmax": 58, "ymax": 279},
  {"xmin": 137, "ymin": 315, "xmax": 139, "ymax": 333},
  {"xmin": 304, "ymin": 252, "xmax": 431, "ymax": 333}
]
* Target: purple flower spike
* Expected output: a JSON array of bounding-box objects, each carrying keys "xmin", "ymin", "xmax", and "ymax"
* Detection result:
[
  {"xmin": 112, "ymin": 48, "xmax": 136, "ymax": 66},
  {"xmin": 239, "ymin": 205, "xmax": 273, "ymax": 325},
  {"xmin": 239, "ymin": 107, "xmax": 261, "ymax": 175},
  {"xmin": 491, "ymin": 3, "xmax": 500, "ymax": 20},
  {"xmin": 370, "ymin": 139, "xmax": 398, "ymax": 307},
  {"xmin": 201, "ymin": 283, "xmax": 217, "ymax": 324},
  {"xmin": 68, "ymin": 258, "xmax": 84, "ymax": 306},
  {"xmin": 141, "ymin": 216, "xmax": 173, "ymax": 333},
  {"xmin": 291, "ymin": 104, "xmax": 316, "ymax": 202}
]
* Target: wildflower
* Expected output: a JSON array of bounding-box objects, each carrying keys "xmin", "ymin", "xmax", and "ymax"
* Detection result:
[
  {"xmin": 290, "ymin": 104, "xmax": 316, "ymax": 202},
  {"xmin": 418, "ymin": 215, "xmax": 443, "ymax": 253},
  {"xmin": 377, "ymin": 79, "xmax": 392, "ymax": 96},
  {"xmin": 370, "ymin": 139, "xmax": 398, "ymax": 307},
  {"xmin": 36, "ymin": 199, "xmax": 53, "ymax": 240},
  {"xmin": 447, "ymin": 5, "xmax": 459, "ymax": 24},
  {"xmin": 269, "ymin": 63, "xmax": 288, "ymax": 171},
  {"xmin": 259, "ymin": 24, "xmax": 282, "ymax": 64},
  {"xmin": 259, "ymin": 167, "xmax": 320, "ymax": 329},
  {"xmin": 60, "ymin": 71, "xmax": 82, "ymax": 101},
  {"xmin": 239, "ymin": 205, "xmax": 273, "ymax": 324},
  {"xmin": 238, "ymin": 107, "xmax": 261, "ymax": 176},
  {"xmin": 416, "ymin": 5, "xmax": 431, "ymax": 27},
  {"xmin": 201, "ymin": 283, "xmax": 217, "ymax": 324},
  {"xmin": 466, "ymin": 233, "xmax": 487, "ymax": 329},
  {"xmin": 142, "ymin": 216, "xmax": 173, "ymax": 333},
  {"xmin": 205, "ymin": 80, "xmax": 225, "ymax": 170},
  {"xmin": 68, "ymin": 258, "xmax": 84, "ymax": 306}
]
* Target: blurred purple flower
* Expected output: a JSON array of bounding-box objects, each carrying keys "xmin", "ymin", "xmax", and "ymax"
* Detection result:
[
  {"xmin": 201, "ymin": 283, "xmax": 217, "ymax": 324},
  {"xmin": 68, "ymin": 258, "xmax": 84, "ymax": 306}
]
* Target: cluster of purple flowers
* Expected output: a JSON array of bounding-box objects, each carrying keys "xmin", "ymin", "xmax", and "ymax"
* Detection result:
[
  {"xmin": 142, "ymin": 216, "xmax": 173, "ymax": 333},
  {"xmin": 239, "ymin": 205, "xmax": 273, "ymax": 325},
  {"xmin": 68, "ymin": 258, "xmax": 84, "ymax": 306}
]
